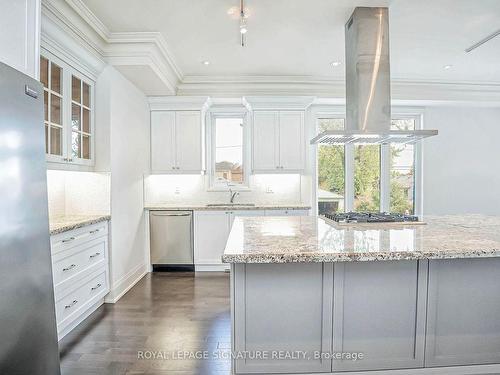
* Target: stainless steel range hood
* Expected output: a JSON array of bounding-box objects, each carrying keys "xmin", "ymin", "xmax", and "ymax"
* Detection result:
[{"xmin": 311, "ymin": 7, "xmax": 437, "ymax": 145}]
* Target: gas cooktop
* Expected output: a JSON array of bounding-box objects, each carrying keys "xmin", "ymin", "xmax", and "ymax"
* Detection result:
[{"xmin": 324, "ymin": 212, "xmax": 419, "ymax": 223}]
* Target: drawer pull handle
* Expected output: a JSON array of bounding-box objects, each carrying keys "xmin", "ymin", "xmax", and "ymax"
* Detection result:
[
  {"xmin": 89, "ymin": 252, "xmax": 101, "ymax": 259},
  {"xmin": 91, "ymin": 283, "xmax": 102, "ymax": 291},
  {"xmin": 64, "ymin": 300, "xmax": 78, "ymax": 309},
  {"xmin": 62, "ymin": 237, "xmax": 76, "ymax": 243},
  {"xmin": 62, "ymin": 264, "xmax": 77, "ymax": 272},
  {"xmin": 89, "ymin": 229, "xmax": 100, "ymax": 234}
]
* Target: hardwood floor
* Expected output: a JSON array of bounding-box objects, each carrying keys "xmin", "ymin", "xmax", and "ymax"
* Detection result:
[{"xmin": 59, "ymin": 272, "xmax": 231, "ymax": 375}]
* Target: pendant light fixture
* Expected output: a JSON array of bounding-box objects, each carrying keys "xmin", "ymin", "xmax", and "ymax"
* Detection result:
[{"xmin": 239, "ymin": 0, "xmax": 247, "ymax": 46}]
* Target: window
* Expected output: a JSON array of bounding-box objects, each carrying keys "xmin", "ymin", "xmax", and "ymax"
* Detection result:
[
  {"xmin": 354, "ymin": 145, "xmax": 380, "ymax": 212},
  {"xmin": 317, "ymin": 118, "xmax": 345, "ymax": 214},
  {"xmin": 212, "ymin": 116, "xmax": 246, "ymax": 187},
  {"xmin": 316, "ymin": 112, "xmax": 421, "ymax": 215},
  {"xmin": 390, "ymin": 119, "xmax": 416, "ymax": 214},
  {"xmin": 39, "ymin": 53, "xmax": 94, "ymax": 164}
]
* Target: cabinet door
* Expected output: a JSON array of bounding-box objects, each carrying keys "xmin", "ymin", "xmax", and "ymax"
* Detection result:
[
  {"xmin": 333, "ymin": 260, "xmax": 427, "ymax": 371},
  {"xmin": 252, "ymin": 111, "xmax": 279, "ymax": 171},
  {"xmin": 175, "ymin": 111, "xmax": 201, "ymax": 171},
  {"xmin": 194, "ymin": 211, "xmax": 230, "ymax": 266},
  {"xmin": 151, "ymin": 111, "xmax": 176, "ymax": 172},
  {"xmin": 233, "ymin": 263, "xmax": 333, "ymax": 373},
  {"xmin": 425, "ymin": 258, "xmax": 500, "ymax": 367},
  {"xmin": 278, "ymin": 111, "xmax": 304, "ymax": 170}
]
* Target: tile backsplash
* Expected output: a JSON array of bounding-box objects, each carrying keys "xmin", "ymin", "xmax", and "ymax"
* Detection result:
[
  {"xmin": 144, "ymin": 174, "xmax": 306, "ymax": 206},
  {"xmin": 47, "ymin": 170, "xmax": 111, "ymax": 217}
]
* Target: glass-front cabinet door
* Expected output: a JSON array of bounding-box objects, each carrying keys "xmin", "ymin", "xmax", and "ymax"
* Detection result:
[
  {"xmin": 71, "ymin": 75, "xmax": 93, "ymax": 163},
  {"xmin": 40, "ymin": 56, "xmax": 64, "ymax": 158},
  {"xmin": 40, "ymin": 52, "xmax": 94, "ymax": 166}
]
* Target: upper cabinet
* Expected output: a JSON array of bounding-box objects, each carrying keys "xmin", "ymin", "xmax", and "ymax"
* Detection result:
[
  {"xmin": 252, "ymin": 110, "xmax": 305, "ymax": 172},
  {"xmin": 151, "ymin": 111, "xmax": 203, "ymax": 173},
  {"xmin": 40, "ymin": 53, "xmax": 95, "ymax": 167}
]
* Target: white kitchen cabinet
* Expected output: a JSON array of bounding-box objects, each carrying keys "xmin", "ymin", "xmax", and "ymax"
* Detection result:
[
  {"xmin": 50, "ymin": 221, "xmax": 110, "ymax": 340},
  {"xmin": 41, "ymin": 51, "xmax": 95, "ymax": 167},
  {"xmin": 265, "ymin": 209, "xmax": 310, "ymax": 216},
  {"xmin": 194, "ymin": 210, "xmax": 264, "ymax": 270},
  {"xmin": 252, "ymin": 111, "xmax": 304, "ymax": 172},
  {"xmin": 252, "ymin": 111, "xmax": 279, "ymax": 171},
  {"xmin": 150, "ymin": 110, "xmax": 202, "ymax": 173},
  {"xmin": 0, "ymin": 0, "xmax": 39, "ymax": 78},
  {"xmin": 194, "ymin": 211, "xmax": 230, "ymax": 270}
]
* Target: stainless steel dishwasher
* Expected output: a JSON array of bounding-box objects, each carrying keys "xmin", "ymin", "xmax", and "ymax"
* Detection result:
[{"xmin": 149, "ymin": 210, "xmax": 194, "ymax": 272}]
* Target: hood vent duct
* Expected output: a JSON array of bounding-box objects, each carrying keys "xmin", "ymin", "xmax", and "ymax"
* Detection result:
[{"xmin": 311, "ymin": 7, "xmax": 438, "ymax": 145}]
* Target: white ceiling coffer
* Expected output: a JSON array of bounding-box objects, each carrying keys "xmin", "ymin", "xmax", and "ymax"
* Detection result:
[
  {"xmin": 239, "ymin": 0, "xmax": 248, "ymax": 47},
  {"xmin": 311, "ymin": 7, "xmax": 438, "ymax": 146}
]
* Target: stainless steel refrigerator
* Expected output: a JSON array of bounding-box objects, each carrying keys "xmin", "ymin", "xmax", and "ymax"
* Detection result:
[{"xmin": 0, "ymin": 62, "xmax": 61, "ymax": 374}]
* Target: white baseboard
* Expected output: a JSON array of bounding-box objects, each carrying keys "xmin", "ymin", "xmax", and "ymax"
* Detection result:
[
  {"xmin": 275, "ymin": 364, "xmax": 500, "ymax": 375},
  {"xmin": 104, "ymin": 262, "xmax": 148, "ymax": 303},
  {"xmin": 58, "ymin": 298, "xmax": 104, "ymax": 341},
  {"xmin": 195, "ymin": 263, "xmax": 230, "ymax": 272}
]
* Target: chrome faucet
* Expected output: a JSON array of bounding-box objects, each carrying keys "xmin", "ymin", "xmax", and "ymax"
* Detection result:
[{"xmin": 229, "ymin": 188, "xmax": 239, "ymax": 203}]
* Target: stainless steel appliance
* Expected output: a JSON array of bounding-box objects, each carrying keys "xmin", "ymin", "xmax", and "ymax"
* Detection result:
[
  {"xmin": 311, "ymin": 7, "xmax": 438, "ymax": 145},
  {"xmin": 149, "ymin": 211, "xmax": 194, "ymax": 271},
  {"xmin": 0, "ymin": 62, "xmax": 61, "ymax": 374}
]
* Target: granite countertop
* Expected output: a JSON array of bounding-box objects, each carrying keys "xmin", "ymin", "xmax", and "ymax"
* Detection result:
[
  {"xmin": 49, "ymin": 215, "xmax": 111, "ymax": 235},
  {"xmin": 222, "ymin": 215, "xmax": 500, "ymax": 263},
  {"xmin": 145, "ymin": 204, "xmax": 311, "ymax": 211}
]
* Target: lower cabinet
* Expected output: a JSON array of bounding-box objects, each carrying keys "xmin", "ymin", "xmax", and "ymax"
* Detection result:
[
  {"xmin": 194, "ymin": 210, "xmax": 264, "ymax": 270},
  {"xmin": 425, "ymin": 258, "xmax": 500, "ymax": 367},
  {"xmin": 233, "ymin": 263, "xmax": 333, "ymax": 374},
  {"xmin": 332, "ymin": 260, "xmax": 428, "ymax": 372},
  {"xmin": 50, "ymin": 221, "xmax": 110, "ymax": 339}
]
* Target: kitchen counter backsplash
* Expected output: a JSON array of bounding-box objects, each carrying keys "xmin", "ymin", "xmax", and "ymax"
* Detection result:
[{"xmin": 144, "ymin": 174, "xmax": 310, "ymax": 207}]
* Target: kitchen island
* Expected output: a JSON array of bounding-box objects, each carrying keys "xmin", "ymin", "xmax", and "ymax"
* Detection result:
[{"xmin": 223, "ymin": 215, "xmax": 500, "ymax": 375}]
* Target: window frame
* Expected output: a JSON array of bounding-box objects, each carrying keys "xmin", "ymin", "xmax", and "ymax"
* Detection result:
[
  {"xmin": 207, "ymin": 110, "xmax": 250, "ymax": 191},
  {"xmin": 313, "ymin": 107, "xmax": 424, "ymax": 216},
  {"xmin": 40, "ymin": 48, "xmax": 95, "ymax": 167}
]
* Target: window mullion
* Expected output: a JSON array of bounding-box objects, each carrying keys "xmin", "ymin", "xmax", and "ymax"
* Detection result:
[
  {"xmin": 380, "ymin": 144, "xmax": 391, "ymax": 213},
  {"xmin": 344, "ymin": 143, "xmax": 355, "ymax": 212}
]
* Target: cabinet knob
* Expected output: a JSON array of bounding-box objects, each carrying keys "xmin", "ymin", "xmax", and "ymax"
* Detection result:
[
  {"xmin": 89, "ymin": 252, "xmax": 101, "ymax": 259},
  {"xmin": 62, "ymin": 237, "xmax": 76, "ymax": 243}
]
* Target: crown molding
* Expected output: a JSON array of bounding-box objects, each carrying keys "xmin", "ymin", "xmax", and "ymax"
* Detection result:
[
  {"xmin": 243, "ymin": 95, "xmax": 316, "ymax": 110},
  {"xmin": 148, "ymin": 96, "xmax": 212, "ymax": 111},
  {"xmin": 177, "ymin": 75, "xmax": 500, "ymax": 104},
  {"xmin": 41, "ymin": 0, "xmax": 181, "ymax": 94}
]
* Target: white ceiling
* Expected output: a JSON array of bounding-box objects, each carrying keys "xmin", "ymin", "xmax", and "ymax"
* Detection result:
[{"xmin": 82, "ymin": 0, "xmax": 500, "ymax": 84}]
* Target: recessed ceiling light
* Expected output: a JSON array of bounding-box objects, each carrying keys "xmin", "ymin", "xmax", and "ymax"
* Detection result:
[
  {"xmin": 202, "ymin": 60, "xmax": 210, "ymax": 65},
  {"xmin": 443, "ymin": 64, "xmax": 453, "ymax": 70},
  {"xmin": 331, "ymin": 61, "xmax": 342, "ymax": 67}
]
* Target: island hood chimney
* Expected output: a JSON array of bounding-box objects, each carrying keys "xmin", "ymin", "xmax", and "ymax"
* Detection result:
[{"xmin": 311, "ymin": 7, "xmax": 437, "ymax": 145}]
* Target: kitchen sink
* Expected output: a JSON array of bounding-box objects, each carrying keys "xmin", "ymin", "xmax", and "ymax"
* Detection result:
[{"xmin": 205, "ymin": 203, "xmax": 256, "ymax": 207}]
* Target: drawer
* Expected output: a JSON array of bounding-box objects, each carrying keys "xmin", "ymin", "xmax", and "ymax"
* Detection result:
[
  {"xmin": 51, "ymin": 221, "xmax": 108, "ymax": 255},
  {"xmin": 55, "ymin": 268, "xmax": 108, "ymax": 328},
  {"xmin": 52, "ymin": 237, "xmax": 107, "ymax": 288}
]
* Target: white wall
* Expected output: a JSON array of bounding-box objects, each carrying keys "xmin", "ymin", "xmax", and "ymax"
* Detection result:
[
  {"xmin": 0, "ymin": 0, "xmax": 40, "ymax": 78},
  {"xmin": 423, "ymin": 106, "xmax": 500, "ymax": 215},
  {"xmin": 95, "ymin": 66, "xmax": 150, "ymax": 303}
]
